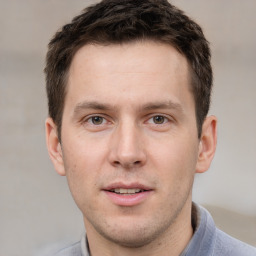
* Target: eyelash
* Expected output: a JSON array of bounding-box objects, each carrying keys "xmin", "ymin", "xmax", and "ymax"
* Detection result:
[
  {"xmin": 147, "ymin": 115, "xmax": 170, "ymax": 125},
  {"xmin": 83, "ymin": 114, "xmax": 170, "ymax": 126},
  {"xmin": 85, "ymin": 115, "xmax": 108, "ymax": 126}
]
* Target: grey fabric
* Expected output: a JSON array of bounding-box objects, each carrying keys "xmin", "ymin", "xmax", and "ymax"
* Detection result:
[
  {"xmin": 54, "ymin": 235, "xmax": 88, "ymax": 256},
  {"xmin": 53, "ymin": 204, "xmax": 256, "ymax": 256},
  {"xmin": 181, "ymin": 204, "xmax": 256, "ymax": 256}
]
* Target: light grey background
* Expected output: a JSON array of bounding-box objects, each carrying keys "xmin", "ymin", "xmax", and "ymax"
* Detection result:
[{"xmin": 0, "ymin": 1, "xmax": 255, "ymax": 255}]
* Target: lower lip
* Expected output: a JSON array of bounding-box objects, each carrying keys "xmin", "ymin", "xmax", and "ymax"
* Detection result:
[{"xmin": 103, "ymin": 190, "xmax": 153, "ymax": 206}]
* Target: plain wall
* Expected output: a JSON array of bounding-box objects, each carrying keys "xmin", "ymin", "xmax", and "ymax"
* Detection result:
[{"xmin": 0, "ymin": 1, "xmax": 255, "ymax": 255}]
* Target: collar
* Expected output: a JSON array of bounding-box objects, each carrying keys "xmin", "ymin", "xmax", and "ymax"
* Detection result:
[{"xmin": 180, "ymin": 203, "xmax": 216, "ymax": 256}]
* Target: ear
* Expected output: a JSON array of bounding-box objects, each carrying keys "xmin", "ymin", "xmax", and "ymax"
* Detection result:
[
  {"xmin": 45, "ymin": 117, "xmax": 66, "ymax": 176},
  {"xmin": 196, "ymin": 115, "xmax": 217, "ymax": 173}
]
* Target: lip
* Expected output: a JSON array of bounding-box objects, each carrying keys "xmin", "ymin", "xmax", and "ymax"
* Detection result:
[
  {"xmin": 102, "ymin": 182, "xmax": 153, "ymax": 207},
  {"xmin": 103, "ymin": 182, "xmax": 152, "ymax": 191}
]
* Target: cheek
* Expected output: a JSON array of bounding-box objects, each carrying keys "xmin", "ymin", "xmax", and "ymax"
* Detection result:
[
  {"xmin": 63, "ymin": 133, "xmax": 108, "ymax": 170},
  {"xmin": 61, "ymin": 138, "xmax": 106, "ymax": 202},
  {"xmin": 64, "ymin": 156, "xmax": 99, "ymax": 214},
  {"xmin": 148, "ymin": 137, "xmax": 198, "ymax": 180}
]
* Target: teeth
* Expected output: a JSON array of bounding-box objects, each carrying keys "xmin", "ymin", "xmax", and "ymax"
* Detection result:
[{"xmin": 112, "ymin": 188, "xmax": 142, "ymax": 194}]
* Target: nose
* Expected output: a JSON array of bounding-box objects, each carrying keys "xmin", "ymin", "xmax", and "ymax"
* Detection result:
[{"xmin": 108, "ymin": 121, "xmax": 146, "ymax": 169}]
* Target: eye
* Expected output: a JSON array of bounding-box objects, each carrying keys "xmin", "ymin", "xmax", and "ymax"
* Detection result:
[
  {"xmin": 148, "ymin": 115, "xmax": 169, "ymax": 125},
  {"xmin": 81, "ymin": 114, "xmax": 112, "ymax": 131},
  {"xmin": 152, "ymin": 115, "xmax": 166, "ymax": 124},
  {"xmin": 88, "ymin": 116, "xmax": 106, "ymax": 125}
]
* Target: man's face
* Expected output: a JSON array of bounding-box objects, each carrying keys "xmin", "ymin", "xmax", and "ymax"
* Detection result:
[{"xmin": 47, "ymin": 41, "xmax": 212, "ymax": 247}]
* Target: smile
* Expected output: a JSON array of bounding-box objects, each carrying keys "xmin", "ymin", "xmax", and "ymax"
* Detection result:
[
  {"xmin": 103, "ymin": 184, "xmax": 153, "ymax": 206},
  {"xmin": 110, "ymin": 188, "xmax": 145, "ymax": 195}
]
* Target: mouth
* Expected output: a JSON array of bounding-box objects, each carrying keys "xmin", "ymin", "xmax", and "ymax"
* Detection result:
[
  {"xmin": 103, "ymin": 183, "xmax": 153, "ymax": 206},
  {"xmin": 109, "ymin": 188, "xmax": 147, "ymax": 195}
]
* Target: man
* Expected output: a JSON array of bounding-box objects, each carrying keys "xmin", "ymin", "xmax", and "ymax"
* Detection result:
[{"xmin": 44, "ymin": 0, "xmax": 256, "ymax": 255}]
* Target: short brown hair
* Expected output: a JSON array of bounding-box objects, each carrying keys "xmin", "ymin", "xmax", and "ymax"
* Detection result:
[{"xmin": 45, "ymin": 0, "xmax": 212, "ymax": 139}]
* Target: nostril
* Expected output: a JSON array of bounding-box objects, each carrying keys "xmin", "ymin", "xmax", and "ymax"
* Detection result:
[
  {"xmin": 113, "ymin": 161, "xmax": 120, "ymax": 166},
  {"xmin": 112, "ymin": 160, "xmax": 141, "ymax": 168}
]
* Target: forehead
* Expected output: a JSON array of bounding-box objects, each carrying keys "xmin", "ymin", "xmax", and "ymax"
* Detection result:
[
  {"xmin": 65, "ymin": 41, "xmax": 193, "ymax": 111},
  {"xmin": 69, "ymin": 41, "xmax": 188, "ymax": 79}
]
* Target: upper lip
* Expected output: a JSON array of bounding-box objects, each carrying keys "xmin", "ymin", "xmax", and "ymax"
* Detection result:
[{"xmin": 103, "ymin": 182, "xmax": 153, "ymax": 191}]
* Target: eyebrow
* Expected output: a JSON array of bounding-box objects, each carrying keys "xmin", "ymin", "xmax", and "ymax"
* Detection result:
[
  {"xmin": 73, "ymin": 101, "xmax": 113, "ymax": 117},
  {"xmin": 142, "ymin": 101, "xmax": 183, "ymax": 112},
  {"xmin": 73, "ymin": 100, "xmax": 183, "ymax": 118},
  {"xmin": 74, "ymin": 101, "xmax": 112, "ymax": 111}
]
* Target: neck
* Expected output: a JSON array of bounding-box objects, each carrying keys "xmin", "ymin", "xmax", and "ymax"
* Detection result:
[{"xmin": 85, "ymin": 200, "xmax": 193, "ymax": 256}]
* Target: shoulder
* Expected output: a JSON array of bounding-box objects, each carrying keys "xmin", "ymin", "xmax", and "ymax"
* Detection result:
[
  {"xmin": 186, "ymin": 204, "xmax": 256, "ymax": 256},
  {"xmin": 214, "ymin": 228, "xmax": 256, "ymax": 256},
  {"xmin": 54, "ymin": 241, "xmax": 82, "ymax": 256},
  {"xmin": 48, "ymin": 233, "xmax": 89, "ymax": 256}
]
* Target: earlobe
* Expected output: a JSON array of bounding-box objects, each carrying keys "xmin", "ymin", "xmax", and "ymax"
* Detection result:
[
  {"xmin": 196, "ymin": 116, "xmax": 217, "ymax": 173},
  {"xmin": 45, "ymin": 117, "xmax": 66, "ymax": 176}
]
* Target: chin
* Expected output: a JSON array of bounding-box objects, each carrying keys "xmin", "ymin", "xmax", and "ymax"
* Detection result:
[
  {"xmin": 102, "ymin": 228, "xmax": 157, "ymax": 248},
  {"xmin": 94, "ymin": 218, "xmax": 169, "ymax": 248}
]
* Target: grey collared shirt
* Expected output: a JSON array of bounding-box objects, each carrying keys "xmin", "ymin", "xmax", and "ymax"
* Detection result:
[{"xmin": 54, "ymin": 204, "xmax": 256, "ymax": 256}]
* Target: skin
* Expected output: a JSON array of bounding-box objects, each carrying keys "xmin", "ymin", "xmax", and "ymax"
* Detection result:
[{"xmin": 46, "ymin": 41, "xmax": 217, "ymax": 256}]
